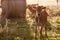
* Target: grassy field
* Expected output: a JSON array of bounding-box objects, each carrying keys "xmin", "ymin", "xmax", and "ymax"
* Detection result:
[{"xmin": 0, "ymin": 6, "xmax": 60, "ymax": 40}]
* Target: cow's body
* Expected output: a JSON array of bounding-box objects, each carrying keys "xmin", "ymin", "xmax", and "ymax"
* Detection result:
[
  {"xmin": 28, "ymin": 6, "xmax": 48, "ymax": 40},
  {"xmin": 35, "ymin": 6, "xmax": 48, "ymax": 40}
]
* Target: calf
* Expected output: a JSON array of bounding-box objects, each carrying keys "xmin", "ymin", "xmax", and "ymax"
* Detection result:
[
  {"xmin": 35, "ymin": 6, "xmax": 48, "ymax": 40},
  {"xmin": 27, "ymin": 5, "xmax": 48, "ymax": 40}
]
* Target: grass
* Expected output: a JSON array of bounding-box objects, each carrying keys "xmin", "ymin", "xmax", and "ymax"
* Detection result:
[{"xmin": 0, "ymin": 8, "xmax": 60, "ymax": 40}]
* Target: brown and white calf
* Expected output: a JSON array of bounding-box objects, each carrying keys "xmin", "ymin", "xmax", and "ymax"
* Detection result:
[{"xmin": 27, "ymin": 5, "xmax": 48, "ymax": 40}]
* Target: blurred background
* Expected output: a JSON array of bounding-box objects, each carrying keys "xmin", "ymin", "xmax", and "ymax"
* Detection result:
[{"xmin": 0, "ymin": 0, "xmax": 60, "ymax": 40}]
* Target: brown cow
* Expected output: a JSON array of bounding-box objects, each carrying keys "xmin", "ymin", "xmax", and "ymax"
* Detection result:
[
  {"xmin": 35, "ymin": 6, "xmax": 48, "ymax": 40},
  {"xmin": 28, "ymin": 5, "xmax": 48, "ymax": 40}
]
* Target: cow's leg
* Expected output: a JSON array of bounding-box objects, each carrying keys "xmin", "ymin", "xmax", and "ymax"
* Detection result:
[
  {"xmin": 35, "ymin": 22, "xmax": 39, "ymax": 40},
  {"xmin": 35, "ymin": 17, "xmax": 39, "ymax": 40},
  {"xmin": 40, "ymin": 25, "xmax": 44, "ymax": 40},
  {"xmin": 44, "ymin": 24, "xmax": 48, "ymax": 39}
]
